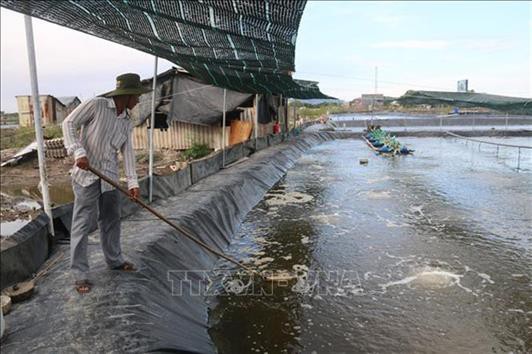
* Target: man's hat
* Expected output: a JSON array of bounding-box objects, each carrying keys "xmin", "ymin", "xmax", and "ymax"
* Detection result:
[{"xmin": 104, "ymin": 73, "xmax": 152, "ymax": 97}]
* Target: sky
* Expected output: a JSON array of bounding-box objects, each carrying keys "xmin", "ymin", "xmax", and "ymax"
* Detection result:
[{"xmin": 1, "ymin": 1, "xmax": 530, "ymax": 112}]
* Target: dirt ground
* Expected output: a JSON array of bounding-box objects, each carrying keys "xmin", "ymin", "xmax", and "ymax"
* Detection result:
[
  {"xmin": 1, "ymin": 147, "xmax": 196, "ymax": 238},
  {"xmin": 0, "ymin": 148, "xmax": 189, "ymax": 211},
  {"xmin": 1, "ymin": 148, "xmax": 186, "ymax": 185},
  {"xmin": 0, "ymin": 193, "xmax": 42, "ymax": 222}
]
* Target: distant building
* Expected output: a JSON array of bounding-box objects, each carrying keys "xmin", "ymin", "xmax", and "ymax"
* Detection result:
[
  {"xmin": 457, "ymin": 79, "xmax": 468, "ymax": 92},
  {"xmin": 361, "ymin": 94, "xmax": 385, "ymax": 109},
  {"xmin": 349, "ymin": 94, "xmax": 397, "ymax": 111},
  {"xmin": 16, "ymin": 95, "xmax": 81, "ymax": 127},
  {"xmin": 349, "ymin": 94, "xmax": 384, "ymax": 110},
  {"xmin": 349, "ymin": 97, "xmax": 362, "ymax": 107},
  {"xmin": 0, "ymin": 111, "xmax": 19, "ymax": 126},
  {"xmin": 57, "ymin": 96, "xmax": 82, "ymax": 114}
]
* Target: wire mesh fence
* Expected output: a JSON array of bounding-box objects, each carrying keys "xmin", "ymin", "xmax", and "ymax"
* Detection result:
[{"xmin": 446, "ymin": 132, "xmax": 532, "ymax": 172}]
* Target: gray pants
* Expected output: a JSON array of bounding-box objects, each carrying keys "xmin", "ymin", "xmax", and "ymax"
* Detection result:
[{"xmin": 71, "ymin": 180, "xmax": 124, "ymax": 281}]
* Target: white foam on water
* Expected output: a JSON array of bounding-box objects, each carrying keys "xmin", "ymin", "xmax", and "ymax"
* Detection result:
[
  {"xmin": 414, "ymin": 270, "xmax": 461, "ymax": 287},
  {"xmin": 385, "ymin": 219, "xmax": 410, "ymax": 228},
  {"xmin": 319, "ymin": 175, "xmax": 338, "ymax": 183},
  {"xmin": 477, "ymin": 272, "xmax": 495, "ymax": 284},
  {"xmin": 344, "ymin": 284, "xmax": 364, "ymax": 296},
  {"xmin": 265, "ymin": 192, "xmax": 314, "ymax": 206},
  {"xmin": 385, "ymin": 252, "xmax": 404, "ymax": 260},
  {"xmin": 379, "ymin": 267, "xmax": 477, "ymax": 295},
  {"xmin": 253, "ymin": 257, "xmax": 274, "ymax": 266},
  {"xmin": 363, "ymin": 190, "xmax": 391, "ymax": 199},
  {"xmin": 253, "ymin": 237, "xmax": 279, "ymax": 246},
  {"xmin": 462, "ymin": 265, "xmax": 496, "ymax": 286},
  {"xmin": 511, "ymin": 274, "xmax": 528, "ymax": 278},
  {"xmin": 380, "ymin": 275, "xmax": 419, "ymax": 290},
  {"xmin": 409, "ymin": 205, "xmax": 424, "ymax": 214},
  {"xmin": 310, "ymin": 213, "xmax": 340, "ymax": 224},
  {"xmin": 292, "ymin": 264, "xmax": 309, "ymax": 272},
  {"xmin": 408, "ymin": 204, "xmax": 433, "ymax": 224},
  {"xmin": 301, "ymin": 236, "xmax": 310, "ymax": 244},
  {"xmin": 507, "ymin": 309, "xmax": 525, "ymax": 314},
  {"xmin": 366, "ymin": 176, "xmax": 392, "ymax": 184}
]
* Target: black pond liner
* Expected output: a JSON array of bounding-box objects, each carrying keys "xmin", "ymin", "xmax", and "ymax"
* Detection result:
[
  {"xmin": 0, "ymin": 131, "xmax": 357, "ymax": 353},
  {"xmin": 0, "ymin": 213, "xmax": 50, "ymax": 287}
]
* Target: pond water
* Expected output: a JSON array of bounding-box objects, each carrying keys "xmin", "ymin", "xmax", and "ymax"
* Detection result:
[
  {"xmin": 207, "ymin": 137, "xmax": 531, "ymax": 353},
  {"xmin": 1, "ymin": 183, "xmax": 72, "ymax": 236},
  {"xmin": 1, "ymin": 183, "xmax": 74, "ymax": 206}
]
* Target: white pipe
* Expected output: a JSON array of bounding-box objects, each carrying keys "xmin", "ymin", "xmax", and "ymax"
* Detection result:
[
  {"xmin": 24, "ymin": 15, "xmax": 54, "ymax": 236},
  {"xmin": 222, "ymin": 88, "xmax": 227, "ymax": 167},
  {"xmin": 374, "ymin": 66, "xmax": 378, "ymax": 94},
  {"xmin": 293, "ymin": 105, "xmax": 296, "ymax": 129},
  {"xmin": 505, "ymin": 113, "xmax": 508, "ymax": 134},
  {"xmin": 279, "ymin": 94, "xmax": 282, "ymax": 132},
  {"xmin": 148, "ymin": 56, "xmax": 158, "ymax": 203},
  {"xmin": 254, "ymin": 94, "xmax": 260, "ymax": 150}
]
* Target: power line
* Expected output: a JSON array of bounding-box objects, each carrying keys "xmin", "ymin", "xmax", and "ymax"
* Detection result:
[{"xmin": 295, "ymin": 71, "xmax": 451, "ymax": 91}]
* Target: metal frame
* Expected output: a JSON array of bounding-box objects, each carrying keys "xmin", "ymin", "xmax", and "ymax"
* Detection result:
[
  {"xmin": 148, "ymin": 56, "xmax": 158, "ymax": 202},
  {"xmin": 222, "ymin": 88, "xmax": 227, "ymax": 167},
  {"xmin": 446, "ymin": 131, "xmax": 531, "ymax": 172},
  {"xmin": 254, "ymin": 94, "xmax": 259, "ymax": 149}
]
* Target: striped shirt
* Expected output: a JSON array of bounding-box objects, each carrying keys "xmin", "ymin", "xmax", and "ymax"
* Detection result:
[{"xmin": 62, "ymin": 97, "xmax": 139, "ymax": 193}]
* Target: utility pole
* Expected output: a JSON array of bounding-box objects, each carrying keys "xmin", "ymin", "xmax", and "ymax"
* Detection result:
[
  {"xmin": 374, "ymin": 66, "xmax": 378, "ymax": 94},
  {"xmin": 371, "ymin": 66, "xmax": 378, "ymax": 126}
]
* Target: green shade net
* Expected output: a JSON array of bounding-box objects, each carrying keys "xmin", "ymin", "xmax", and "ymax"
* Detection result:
[
  {"xmin": 398, "ymin": 90, "xmax": 532, "ymax": 115},
  {"xmin": 1, "ymin": 0, "xmax": 331, "ymax": 99}
]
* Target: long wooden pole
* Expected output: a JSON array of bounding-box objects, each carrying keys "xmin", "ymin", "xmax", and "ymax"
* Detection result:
[{"xmin": 87, "ymin": 166, "xmax": 258, "ymax": 276}]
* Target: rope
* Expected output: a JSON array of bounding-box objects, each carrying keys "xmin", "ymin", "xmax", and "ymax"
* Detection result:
[{"xmin": 33, "ymin": 251, "xmax": 64, "ymax": 282}]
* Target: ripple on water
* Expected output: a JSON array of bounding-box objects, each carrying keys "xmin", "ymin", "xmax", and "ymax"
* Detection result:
[{"xmin": 209, "ymin": 138, "xmax": 530, "ymax": 354}]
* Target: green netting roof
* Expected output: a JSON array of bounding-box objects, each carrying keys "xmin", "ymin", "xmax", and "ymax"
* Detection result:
[
  {"xmin": 398, "ymin": 90, "xmax": 532, "ymax": 115},
  {"xmin": 1, "ymin": 0, "xmax": 331, "ymax": 99}
]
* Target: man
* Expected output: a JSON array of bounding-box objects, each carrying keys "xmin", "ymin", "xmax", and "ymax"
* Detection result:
[{"xmin": 62, "ymin": 73, "xmax": 150, "ymax": 294}]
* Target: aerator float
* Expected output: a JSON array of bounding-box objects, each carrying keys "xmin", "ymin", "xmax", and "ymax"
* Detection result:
[{"xmin": 362, "ymin": 126, "xmax": 414, "ymax": 156}]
